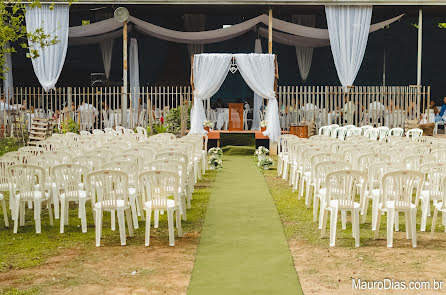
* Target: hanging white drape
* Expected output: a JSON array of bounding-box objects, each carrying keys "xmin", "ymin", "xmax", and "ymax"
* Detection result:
[
  {"xmin": 25, "ymin": 4, "xmax": 69, "ymax": 91},
  {"xmin": 100, "ymin": 39, "xmax": 113, "ymax": 80},
  {"xmin": 129, "ymin": 39, "xmax": 140, "ymax": 112},
  {"xmin": 251, "ymin": 39, "xmax": 263, "ymax": 131},
  {"xmin": 292, "ymin": 15, "xmax": 316, "ymax": 82},
  {"xmin": 3, "ymin": 41, "xmax": 13, "ymax": 103},
  {"xmin": 189, "ymin": 54, "xmax": 232, "ymax": 134},
  {"xmin": 184, "ymin": 14, "xmax": 206, "ymax": 60},
  {"xmin": 235, "ymin": 54, "xmax": 280, "ymax": 142},
  {"xmin": 325, "ymin": 5, "xmax": 372, "ymax": 89}
]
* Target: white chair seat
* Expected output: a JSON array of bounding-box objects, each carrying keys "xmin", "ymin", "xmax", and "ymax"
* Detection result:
[
  {"xmin": 95, "ymin": 200, "xmax": 126, "ymax": 209},
  {"xmin": 379, "ymin": 201, "xmax": 416, "ymax": 210},
  {"xmin": 15, "ymin": 191, "xmax": 48, "ymax": 200},
  {"xmin": 328, "ymin": 200, "xmax": 360, "ymax": 209},
  {"xmin": 60, "ymin": 190, "xmax": 87, "ymax": 200},
  {"xmin": 129, "ymin": 187, "xmax": 137, "ymax": 195},
  {"xmin": 145, "ymin": 199, "xmax": 176, "ymax": 210},
  {"xmin": 434, "ymin": 202, "xmax": 446, "ymax": 211},
  {"xmin": 0, "ymin": 193, "xmax": 3, "ymax": 200}
]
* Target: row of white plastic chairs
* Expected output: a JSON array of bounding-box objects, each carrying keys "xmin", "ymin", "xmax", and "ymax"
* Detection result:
[
  {"xmin": 276, "ymin": 133, "xmax": 446, "ymax": 248},
  {"xmin": 0, "ymin": 130, "xmax": 208, "ymax": 247},
  {"xmin": 319, "ymin": 124, "xmax": 424, "ymax": 141}
]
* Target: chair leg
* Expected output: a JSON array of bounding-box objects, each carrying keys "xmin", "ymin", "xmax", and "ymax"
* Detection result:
[
  {"xmin": 117, "ymin": 210, "xmax": 126, "ymax": 246},
  {"xmin": 374, "ymin": 209, "xmax": 382, "ymax": 239},
  {"xmin": 371, "ymin": 198, "xmax": 379, "ymax": 231},
  {"xmin": 154, "ymin": 210, "xmax": 159, "ymax": 228},
  {"xmin": 145, "ymin": 208, "xmax": 152, "ymax": 246},
  {"xmin": 318, "ymin": 200, "xmax": 326, "ymax": 230},
  {"xmin": 341, "ymin": 211, "xmax": 347, "ymax": 230},
  {"xmin": 125, "ymin": 208, "xmax": 134, "ymax": 237},
  {"xmin": 321, "ymin": 209, "xmax": 328, "ymax": 238},
  {"xmin": 95, "ymin": 209, "xmax": 102, "ymax": 247},
  {"xmin": 80, "ymin": 200, "xmax": 87, "ymax": 233},
  {"xmin": 1, "ymin": 199, "xmax": 8, "ymax": 227},
  {"xmin": 430, "ymin": 208, "xmax": 438, "ymax": 239},
  {"xmin": 420, "ymin": 198, "xmax": 429, "ymax": 232},
  {"xmin": 411, "ymin": 208, "xmax": 417, "ymax": 248},
  {"xmin": 60, "ymin": 199, "xmax": 66, "ymax": 233},
  {"xmin": 181, "ymin": 195, "xmax": 187, "ymax": 221},
  {"xmin": 353, "ymin": 208, "xmax": 360, "ymax": 247},
  {"xmin": 387, "ymin": 209, "xmax": 395, "ymax": 248},
  {"xmin": 329, "ymin": 207, "xmax": 338, "ymax": 247},
  {"xmin": 176, "ymin": 209, "xmax": 183, "ymax": 238},
  {"xmin": 405, "ymin": 211, "xmax": 410, "ymax": 240},
  {"xmin": 305, "ymin": 184, "xmax": 312, "ymax": 208},
  {"xmin": 129, "ymin": 196, "xmax": 139, "ymax": 229},
  {"xmin": 52, "ymin": 186, "xmax": 59, "ymax": 219},
  {"xmin": 47, "ymin": 199, "xmax": 53, "ymax": 227},
  {"xmin": 110, "ymin": 210, "xmax": 115, "ymax": 231},
  {"xmin": 394, "ymin": 211, "xmax": 399, "ymax": 232},
  {"xmin": 313, "ymin": 195, "xmax": 319, "ymax": 223},
  {"xmin": 167, "ymin": 210, "xmax": 175, "ymax": 246},
  {"xmin": 34, "ymin": 201, "xmax": 41, "ymax": 234},
  {"xmin": 13, "ymin": 198, "xmax": 20, "ymax": 233},
  {"xmin": 20, "ymin": 202, "xmax": 25, "ymax": 226}
]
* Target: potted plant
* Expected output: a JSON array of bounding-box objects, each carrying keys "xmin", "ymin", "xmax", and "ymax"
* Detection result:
[
  {"xmin": 260, "ymin": 120, "xmax": 268, "ymax": 132},
  {"xmin": 258, "ymin": 157, "xmax": 273, "ymax": 170},
  {"xmin": 203, "ymin": 120, "xmax": 213, "ymax": 132},
  {"xmin": 254, "ymin": 146, "xmax": 269, "ymax": 161},
  {"xmin": 208, "ymin": 154, "xmax": 223, "ymax": 170}
]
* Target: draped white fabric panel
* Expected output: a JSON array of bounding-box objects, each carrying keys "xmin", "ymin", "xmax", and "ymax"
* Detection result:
[
  {"xmin": 25, "ymin": 4, "xmax": 69, "ymax": 91},
  {"xmin": 251, "ymin": 39, "xmax": 263, "ymax": 131},
  {"xmin": 100, "ymin": 39, "xmax": 114, "ymax": 79},
  {"xmin": 184, "ymin": 14, "xmax": 206, "ymax": 59},
  {"xmin": 129, "ymin": 39, "xmax": 140, "ymax": 110},
  {"xmin": 235, "ymin": 54, "xmax": 280, "ymax": 142},
  {"xmin": 325, "ymin": 5, "xmax": 373, "ymax": 89},
  {"xmin": 189, "ymin": 54, "xmax": 232, "ymax": 134},
  {"xmin": 292, "ymin": 15, "xmax": 316, "ymax": 82},
  {"xmin": 3, "ymin": 41, "xmax": 13, "ymax": 103}
]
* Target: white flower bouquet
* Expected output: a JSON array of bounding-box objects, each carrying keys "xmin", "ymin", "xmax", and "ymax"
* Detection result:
[
  {"xmin": 203, "ymin": 120, "xmax": 213, "ymax": 128},
  {"xmin": 254, "ymin": 146, "xmax": 269, "ymax": 161},
  {"xmin": 208, "ymin": 147, "xmax": 223, "ymax": 157},
  {"xmin": 208, "ymin": 154, "xmax": 223, "ymax": 170},
  {"xmin": 257, "ymin": 157, "xmax": 273, "ymax": 170},
  {"xmin": 260, "ymin": 120, "xmax": 268, "ymax": 128}
]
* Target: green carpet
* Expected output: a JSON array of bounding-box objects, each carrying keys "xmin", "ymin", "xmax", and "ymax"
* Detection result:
[
  {"xmin": 220, "ymin": 133, "xmax": 255, "ymax": 147},
  {"xmin": 188, "ymin": 151, "xmax": 302, "ymax": 295}
]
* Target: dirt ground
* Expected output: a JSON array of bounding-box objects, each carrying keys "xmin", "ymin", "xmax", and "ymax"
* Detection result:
[{"xmin": 0, "ymin": 233, "xmax": 199, "ymax": 294}]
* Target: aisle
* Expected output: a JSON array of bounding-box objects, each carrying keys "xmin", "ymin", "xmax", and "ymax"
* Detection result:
[{"xmin": 188, "ymin": 150, "xmax": 302, "ymax": 295}]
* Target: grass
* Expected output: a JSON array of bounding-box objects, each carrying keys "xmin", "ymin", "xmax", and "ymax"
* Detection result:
[
  {"xmin": 0, "ymin": 137, "xmax": 23, "ymax": 156},
  {"xmin": 262, "ymin": 156, "xmax": 446, "ymax": 249},
  {"xmin": 0, "ymin": 170, "xmax": 217, "ymax": 273},
  {"xmin": 0, "ymin": 288, "xmax": 41, "ymax": 295}
]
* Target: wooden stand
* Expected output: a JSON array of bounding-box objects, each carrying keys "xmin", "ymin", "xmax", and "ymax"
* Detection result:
[
  {"xmin": 228, "ymin": 103, "xmax": 243, "ymax": 131},
  {"xmin": 290, "ymin": 125, "xmax": 309, "ymax": 138},
  {"xmin": 28, "ymin": 118, "xmax": 54, "ymax": 146}
]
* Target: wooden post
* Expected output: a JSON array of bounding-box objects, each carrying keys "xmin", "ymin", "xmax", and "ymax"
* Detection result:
[
  {"xmin": 417, "ymin": 8, "xmax": 423, "ymax": 86},
  {"xmin": 122, "ymin": 20, "xmax": 128, "ymax": 127},
  {"xmin": 270, "ymin": 55, "xmax": 279, "ymax": 155},
  {"xmin": 190, "ymin": 55, "xmax": 194, "ymax": 105},
  {"xmin": 268, "ymin": 9, "xmax": 273, "ymax": 54}
]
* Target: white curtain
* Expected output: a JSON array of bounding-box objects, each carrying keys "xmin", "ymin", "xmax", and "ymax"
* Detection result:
[
  {"xmin": 100, "ymin": 39, "xmax": 113, "ymax": 80},
  {"xmin": 325, "ymin": 6, "xmax": 372, "ymax": 89},
  {"xmin": 292, "ymin": 15, "xmax": 316, "ymax": 82},
  {"xmin": 25, "ymin": 4, "xmax": 69, "ymax": 91},
  {"xmin": 235, "ymin": 54, "xmax": 280, "ymax": 142},
  {"xmin": 189, "ymin": 54, "xmax": 232, "ymax": 134},
  {"xmin": 129, "ymin": 38, "xmax": 140, "ymax": 110},
  {"xmin": 251, "ymin": 39, "xmax": 263, "ymax": 131},
  {"xmin": 184, "ymin": 14, "xmax": 206, "ymax": 59},
  {"xmin": 3, "ymin": 41, "xmax": 13, "ymax": 103}
]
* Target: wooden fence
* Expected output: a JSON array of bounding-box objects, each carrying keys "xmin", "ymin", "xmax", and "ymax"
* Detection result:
[{"xmin": 0, "ymin": 85, "xmax": 430, "ymax": 136}]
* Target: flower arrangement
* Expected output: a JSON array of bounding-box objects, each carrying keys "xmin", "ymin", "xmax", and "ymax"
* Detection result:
[
  {"xmin": 208, "ymin": 147, "xmax": 223, "ymax": 157},
  {"xmin": 208, "ymin": 155, "xmax": 223, "ymax": 170},
  {"xmin": 257, "ymin": 157, "xmax": 273, "ymax": 170},
  {"xmin": 203, "ymin": 120, "xmax": 213, "ymax": 128},
  {"xmin": 260, "ymin": 120, "xmax": 268, "ymax": 128},
  {"xmin": 254, "ymin": 146, "xmax": 269, "ymax": 161}
]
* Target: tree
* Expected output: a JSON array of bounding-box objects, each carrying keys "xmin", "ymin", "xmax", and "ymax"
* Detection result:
[{"xmin": 0, "ymin": 0, "xmax": 59, "ymax": 79}]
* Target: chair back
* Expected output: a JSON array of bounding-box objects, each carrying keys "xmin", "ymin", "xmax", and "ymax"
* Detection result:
[
  {"xmin": 381, "ymin": 170, "xmax": 423, "ymax": 210},
  {"xmin": 139, "ymin": 170, "xmax": 179, "ymax": 209},
  {"xmin": 52, "ymin": 164, "xmax": 88, "ymax": 198},
  {"xmin": 73, "ymin": 155, "xmax": 105, "ymax": 172},
  {"xmin": 326, "ymin": 170, "xmax": 367, "ymax": 208},
  {"xmin": 87, "ymin": 169, "xmax": 129, "ymax": 209},
  {"xmin": 8, "ymin": 164, "xmax": 45, "ymax": 200}
]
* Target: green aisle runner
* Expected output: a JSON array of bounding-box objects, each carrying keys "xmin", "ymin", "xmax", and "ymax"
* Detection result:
[{"xmin": 188, "ymin": 152, "xmax": 302, "ymax": 295}]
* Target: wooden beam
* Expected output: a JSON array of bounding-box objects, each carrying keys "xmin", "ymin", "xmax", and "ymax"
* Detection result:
[
  {"xmin": 190, "ymin": 55, "xmax": 195, "ymax": 105},
  {"xmin": 417, "ymin": 8, "xmax": 423, "ymax": 86},
  {"xmin": 268, "ymin": 9, "xmax": 273, "ymax": 54}
]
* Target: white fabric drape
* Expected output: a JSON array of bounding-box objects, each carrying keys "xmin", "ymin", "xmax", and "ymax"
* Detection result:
[
  {"xmin": 3, "ymin": 41, "xmax": 13, "ymax": 103},
  {"xmin": 325, "ymin": 5, "xmax": 372, "ymax": 89},
  {"xmin": 25, "ymin": 4, "xmax": 69, "ymax": 91},
  {"xmin": 251, "ymin": 39, "xmax": 263, "ymax": 131},
  {"xmin": 184, "ymin": 14, "xmax": 206, "ymax": 59},
  {"xmin": 100, "ymin": 39, "xmax": 114, "ymax": 80},
  {"xmin": 189, "ymin": 54, "xmax": 232, "ymax": 134},
  {"xmin": 235, "ymin": 54, "xmax": 280, "ymax": 142},
  {"xmin": 292, "ymin": 15, "xmax": 316, "ymax": 81},
  {"xmin": 129, "ymin": 38, "xmax": 140, "ymax": 111}
]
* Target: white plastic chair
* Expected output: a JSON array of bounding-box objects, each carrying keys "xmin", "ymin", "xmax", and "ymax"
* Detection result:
[
  {"xmin": 52, "ymin": 164, "xmax": 89, "ymax": 233},
  {"xmin": 318, "ymin": 126, "xmax": 331, "ymax": 136},
  {"xmin": 374, "ymin": 170, "xmax": 423, "ymax": 248},
  {"xmin": 377, "ymin": 126, "xmax": 389, "ymax": 141},
  {"xmin": 86, "ymin": 170, "xmax": 134, "ymax": 246},
  {"xmin": 0, "ymin": 192, "xmax": 8, "ymax": 227},
  {"xmin": 406, "ymin": 128, "xmax": 423, "ymax": 140},
  {"xmin": 360, "ymin": 125, "xmax": 373, "ymax": 135},
  {"xmin": 389, "ymin": 127, "xmax": 404, "ymax": 137},
  {"xmin": 73, "ymin": 155, "xmax": 105, "ymax": 172},
  {"xmin": 136, "ymin": 126, "xmax": 147, "ymax": 138},
  {"xmin": 320, "ymin": 170, "xmax": 367, "ymax": 247},
  {"xmin": 9, "ymin": 164, "xmax": 53, "ymax": 233},
  {"xmin": 139, "ymin": 170, "xmax": 182, "ymax": 246},
  {"xmin": 364, "ymin": 128, "xmax": 380, "ymax": 140},
  {"xmin": 346, "ymin": 127, "xmax": 362, "ymax": 137},
  {"xmin": 430, "ymin": 176, "xmax": 446, "ymax": 239}
]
